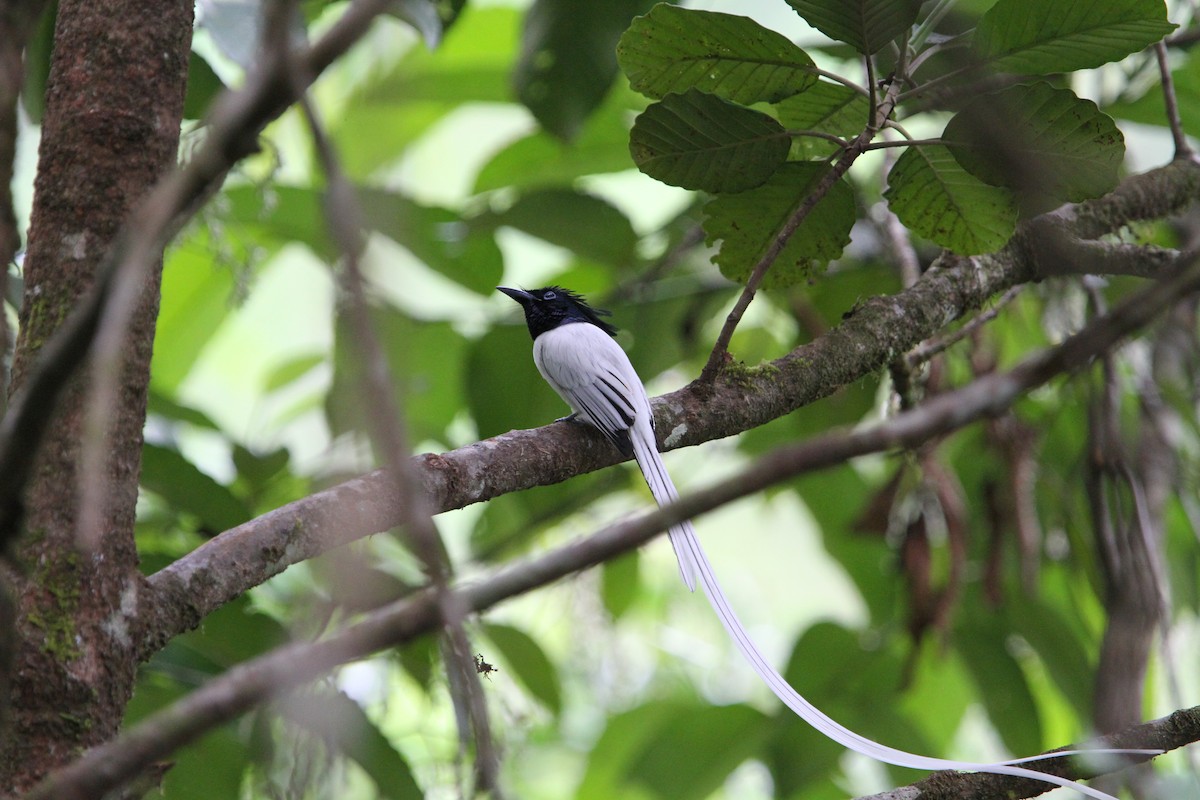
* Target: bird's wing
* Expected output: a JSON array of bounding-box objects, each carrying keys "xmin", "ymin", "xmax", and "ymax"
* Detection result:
[{"xmin": 533, "ymin": 323, "xmax": 647, "ymax": 457}]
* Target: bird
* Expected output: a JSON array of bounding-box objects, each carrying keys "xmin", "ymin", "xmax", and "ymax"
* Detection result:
[{"xmin": 498, "ymin": 285, "xmax": 1151, "ymax": 800}]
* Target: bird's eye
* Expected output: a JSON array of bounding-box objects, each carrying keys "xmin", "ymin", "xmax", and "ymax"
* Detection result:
[{"xmin": 543, "ymin": 290, "xmax": 557, "ymax": 300}]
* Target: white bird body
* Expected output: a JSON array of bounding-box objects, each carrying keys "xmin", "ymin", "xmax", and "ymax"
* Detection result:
[
  {"xmin": 500, "ymin": 286, "xmax": 1149, "ymax": 800},
  {"xmin": 533, "ymin": 321, "xmax": 702, "ymax": 590}
]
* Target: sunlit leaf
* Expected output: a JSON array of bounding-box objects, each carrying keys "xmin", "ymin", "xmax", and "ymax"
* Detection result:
[
  {"xmin": 774, "ymin": 80, "xmax": 870, "ymax": 157},
  {"xmin": 974, "ymin": 0, "xmax": 1176, "ymax": 74},
  {"xmin": 630, "ymin": 90, "xmax": 789, "ymax": 193},
  {"xmin": 785, "ymin": 0, "xmax": 922, "ymax": 55},
  {"xmin": 885, "ymin": 144, "xmax": 1018, "ymax": 254},
  {"xmin": 704, "ymin": 162, "xmax": 855, "ymax": 288},
  {"xmin": 618, "ymin": 5, "xmax": 817, "ymax": 103}
]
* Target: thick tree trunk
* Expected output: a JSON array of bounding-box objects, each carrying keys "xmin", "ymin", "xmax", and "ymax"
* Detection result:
[{"xmin": 0, "ymin": 0, "xmax": 191, "ymax": 791}]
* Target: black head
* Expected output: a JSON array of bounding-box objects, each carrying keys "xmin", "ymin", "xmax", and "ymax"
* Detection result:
[{"xmin": 497, "ymin": 286, "xmax": 618, "ymax": 340}]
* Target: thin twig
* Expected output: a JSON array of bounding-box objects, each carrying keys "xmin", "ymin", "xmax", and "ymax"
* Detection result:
[
  {"xmin": 905, "ymin": 284, "xmax": 1024, "ymax": 369},
  {"xmin": 292, "ymin": 57, "xmax": 504, "ymax": 800},
  {"xmin": 700, "ymin": 77, "xmax": 903, "ymax": 382},
  {"xmin": 1155, "ymin": 41, "xmax": 1194, "ymax": 159}
]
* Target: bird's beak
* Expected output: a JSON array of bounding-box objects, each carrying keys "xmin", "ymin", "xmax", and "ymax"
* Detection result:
[{"xmin": 497, "ymin": 286, "xmax": 532, "ymax": 304}]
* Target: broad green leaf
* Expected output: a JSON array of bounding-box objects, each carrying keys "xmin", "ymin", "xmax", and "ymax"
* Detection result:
[
  {"xmin": 515, "ymin": 0, "xmax": 656, "ymax": 139},
  {"xmin": 577, "ymin": 701, "xmax": 769, "ymax": 800},
  {"xmin": 630, "ymin": 90, "xmax": 790, "ymax": 193},
  {"xmin": 956, "ymin": 614, "xmax": 1043, "ymax": 756},
  {"xmin": 774, "ymin": 80, "xmax": 870, "ymax": 157},
  {"xmin": 618, "ymin": 5, "xmax": 817, "ymax": 104},
  {"xmin": 358, "ymin": 189, "xmax": 505, "ymax": 295},
  {"xmin": 467, "ymin": 323, "xmax": 569, "ymax": 438},
  {"xmin": 601, "ymin": 551, "xmax": 640, "ymax": 618},
  {"xmin": 704, "ymin": 162, "xmax": 855, "ymax": 289},
  {"xmin": 153, "ymin": 237, "xmax": 242, "ymax": 393},
  {"xmin": 125, "ymin": 677, "xmax": 247, "ymax": 800},
  {"xmin": 284, "ymin": 689, "xmax": 423, "ymax": 799},
  {"xmin": 975, "ymin": 0, "xmax": 1176, "ymax": 74},
  {"xmin": 482, "ymin": 622, "xmax": 563, "ymax": 715},
  {"xmin": 146, "ymin": 390, "xmax": 222, "ymax": 432},
  {"xmin": 326, "ymin": 306, "xmax": 467, "ymax": 447},
  {"xmin": 627, "ymin": 704, "xmax": 770, "ymax": 798},
  {"xmin": 263, "ymin": 352, "xmax": 325, "ymax": 392},
  {"xmin": 474, "ymin": 87, "xmax": 646, "ymax": 192},
  {"xmin": 184, "ymin": 51, "xmax": 226, "ymax": 121},
  {"xmin": 786, "ymin": 0, "xmax": 922, "ymax": 55},
  {"xmin": 473, "ymin": 189, "xmax": 639, "ymax": 267},
  {"xmin": 1009, "ymin": 598, "xmax": 1094, "ymax": 720},
  {"xmin": 223, "ymin": 185, "xmax": 503, "ymax": 295},
  {"xmin": 884, "ymin": 144, "xmax": 1017, "ymax": 255},
  {"xmin": 141, "ymin": 443, "xmax": 252, "ymax": 533},
  {"xmin": 943, "ymin": 82, "xmax": 1124, "ymax": 209}
]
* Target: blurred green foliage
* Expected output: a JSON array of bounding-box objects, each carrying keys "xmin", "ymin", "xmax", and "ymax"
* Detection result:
[{"xmin": 14, "ymin": 0, "xmax": 1189, "ymax": 797}]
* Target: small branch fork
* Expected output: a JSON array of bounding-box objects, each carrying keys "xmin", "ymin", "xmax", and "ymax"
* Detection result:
[
  {"xmin": 26, "ymin": 238, "xmax": 1200, "ymax": 800},
  {"xmin": 699, "ymin": 66, "xmax": 904, "ymax": 383}
]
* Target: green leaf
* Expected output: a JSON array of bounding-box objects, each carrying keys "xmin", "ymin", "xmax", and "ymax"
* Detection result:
[
  {"xmin": 146, "ymin": 390, "xmax": 222, "ymax": 431},
  {"xmin": 786, "ymin": 0, "xmax": 922, "ymax": 55},
  {"xmin": 577, "ymin": 701, "xmax": 769, "ymax": 800},
  {"xmin": 473, "ymin": 189, "xmax": 639, "ymax": 267},
  {"xmin": 629, "ymin": 90, "xmax": 790, "ymax": 193},
  {"xmin": 943, "ymin": 82, "xmax": 1124, "ymax": 210},
  {"xmin": 20, "ymin": 0, "xmax": 56, "ymax": 123},
  {"xmin": 601, "ymin": 551, "xmax": 640, "ymax": 619},
  {"xmin": 956, "ymin": 615, "xmax": 1043, "ymax": 756},
  {"xmin": 152, "ymin": 238, "xmax": 241, "ymax": 393},
  {"xmin": 515, "ymin": 0, "xmax": 656, "ymax": 139},
  {"xmin": 326, "ymin": 306, "xmax": 467, "ymax": 446},
  {"xmin": 618, "ymin": 5, "xmax": 817, "ymax": 104},
  {"xmin": 184, "ymin": 51, "xmax": 226, "ymax": 121},
  {"xmin": 974, "ymin": 0, "xmax": 1176, "ymax": 74},
  {"xmin": 1009, "ymin": 598, "xmax": 1094, "ymax": 720},
  {"xmin": 474, "ymin": 87, "xmax": 646, "ymax": 192},
  {"xmin": 774, "ymin": 80, "xmax": 870, "ymax": 157},
  {"xmin": 466, "ymin": 324, "xmax": 567, "ymax": 439},
  {"xmin": 884, "ymin": 144, "xmax": 1017, "ymax": 255},
  {"xmin": 141, "ymin": 443, "xmax": 252, "ymax": 533},
  {"xmin": 704, "ymin": 162, "xmax": 855, "ymax": 289},
  {"xmin": 482, "ymin": 622, "xmax": 563, "ymax": 715},
  {"xmin": 358, "ymin": 189, "xmax": 505, "ymax": 295},
  {"xmin": 1106, "ymin": 54, "xmax": 1200, "ymax": 135},
  {"xmin": 263, "ymin": 352, "xmax": 325, "ymax": 392},
  {"xmin": 284, "ymin": 689, "xmax": 423, "ymax": 799}
]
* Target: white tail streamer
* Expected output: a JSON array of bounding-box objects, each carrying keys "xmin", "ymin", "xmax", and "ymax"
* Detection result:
[{"xmin": 631, "ymin": 423, "xmax": 1149, "ymax": 800}]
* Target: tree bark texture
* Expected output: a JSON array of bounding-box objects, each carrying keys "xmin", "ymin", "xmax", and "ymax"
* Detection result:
[{"xmin": 0, "ymin": 0, "xmax": 191, "ymax": 791}]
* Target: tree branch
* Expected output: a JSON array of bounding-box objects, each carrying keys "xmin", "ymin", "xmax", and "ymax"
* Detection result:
[
  {"xmin": 855, "ymin": 707, "xmax": 1200, "ymax": 800},
  {"xmin": 32, "ymin": 245, "xmax": 1200, "ymax": 797},
  {"xmin": 141, "ymin": 159, "xmax": 1200, "ymax": 657}
]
